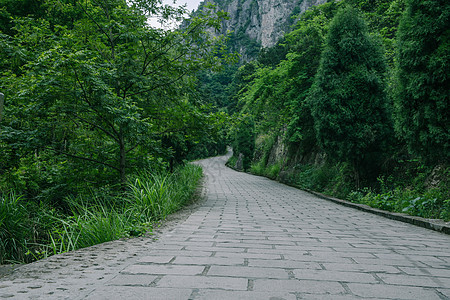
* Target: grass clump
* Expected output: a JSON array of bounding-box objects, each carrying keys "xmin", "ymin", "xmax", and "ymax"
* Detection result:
[
  {"xmin": 265, "ymin": 163, "xmax": 281, "ymax": 179},
  {"xmin": 250, "ymin": 161, "xmax": 265, "ymax": 176},
  {"xmin": 128, "ymin": 164, "xmax": 203, "ymax": 221},
  {"xmin": 48, "ymin": 197, "xmax": 131, "ymax": 255},
  {"xmin": 249, "ymin": 160, "xmax": 282, "ymax": 179}
]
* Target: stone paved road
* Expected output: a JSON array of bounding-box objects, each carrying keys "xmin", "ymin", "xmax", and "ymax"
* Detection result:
[{"xmin": 1, "ymin": 154, "xmax": 450, "ymax": 299}]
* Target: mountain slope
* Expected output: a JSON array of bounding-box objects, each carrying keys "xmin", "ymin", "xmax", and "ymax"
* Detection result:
[{"xmin": 199, "ymin": 0, "xmax": 327, "ymax": 59}]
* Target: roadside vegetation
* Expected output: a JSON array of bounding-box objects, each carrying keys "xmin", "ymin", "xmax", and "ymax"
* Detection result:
[
  {"xmin": 1, "ymin": 165, "xmax": 202, "ymax": 264},
  {"xmin": 223, "ymin": 0, "xmax": 449, "ymax": 221}
]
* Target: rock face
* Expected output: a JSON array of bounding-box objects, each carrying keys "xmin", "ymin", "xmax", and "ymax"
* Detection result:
[
  {"xmin": 199, "ymin": 0, "xmax": 328, "ymax": 59},
  {"xmin": 234, "ymin": 152, "xmax": 245, "ymax": 170}
]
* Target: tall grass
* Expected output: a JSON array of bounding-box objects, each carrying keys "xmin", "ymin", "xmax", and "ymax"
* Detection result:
[
  {"xmin": 265, "ymin": 163, "xmax": 281, "ymax": 179},
  {"xmin": 0, "ymin": 193, "xmax": 32, "ymax": 264},
  {"xmin": 128, "ymin": 164, "xmax": 203, "ymax": 221},
  {"xmin": 48, "ymin": 164, "xmax": 202, "ymax": 255},
  {"xmin": 250, "ymin": 161, "xmax": 265, "ymax": 175},
  {"xmin": 1, "ymin": 164, "xmax": 203, "ymax": 264},
  {"xmin": 48, "ymin": 196, "xmax": 130, "ymax": 254},
  {"xmin": 128, "ymin": 174, "xmax": 173, "ymax": 221}
]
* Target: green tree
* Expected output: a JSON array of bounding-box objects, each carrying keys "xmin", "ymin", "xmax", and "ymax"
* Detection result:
[
  {"xmin": 343, "ymin": 0, "xmax": 406, "ymax": 65},
  {"xmin": 196, "ymin": 65, "xmax": 238, "ymax": 111},
  {"xmin": 233, "ymin": 114, "xmax": 255, "ymax": 170},
  {"xmin": 226, "ymin": 61, "xmax": 257, "ymax": 115},
  {"xmin": 309, "ymin": 6, "xmax": 392, "ymax": 182},
  {"xmin": 229, "ymin": 1, "xmax": 340, "ymax": 159},
  {"xmin": 1, "ymin": 0, "xmax": 231, "ymax": 194},
  {"xmin": 284, "ymin": 6, "xmax": 331, "ymax": 154},
  {"xmin": 394, "ymin": 0, "xmax": 449, "ymax": 164}
]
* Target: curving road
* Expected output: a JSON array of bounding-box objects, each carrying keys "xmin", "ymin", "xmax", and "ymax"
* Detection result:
[{"xmin": 1, "ymin": 154, "xmax": 449, "ymax": 299}]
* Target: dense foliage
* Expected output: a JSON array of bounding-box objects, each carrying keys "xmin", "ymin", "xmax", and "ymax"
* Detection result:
[
  {"xmin": 1, "ymin": 0, "xmax": 230, "ymax": 191},
  {"xmin": 309, "ymin": 6, "xmax": 391, "ymax": 182},
  {"xmin": 394, "ymin": 0, "xmax": 450, "ymax": 164}
]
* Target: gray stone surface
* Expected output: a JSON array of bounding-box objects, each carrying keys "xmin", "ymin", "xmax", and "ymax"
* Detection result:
[{"xmin": 1, "ymin": 153, "xmax": 449, "ymax": 299}]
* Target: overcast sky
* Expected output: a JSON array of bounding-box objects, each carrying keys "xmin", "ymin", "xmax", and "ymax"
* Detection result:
[
  {"xmin": 179, "ymin": 0, "xmax": 203, "ymax": 11},
  {"xmin": 148, "ymin": 0, "xmax": 204, "ymax": 28}
]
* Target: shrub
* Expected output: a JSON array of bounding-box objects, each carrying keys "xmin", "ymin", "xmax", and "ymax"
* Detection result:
[
  {"xmin": 348, "ymin": 187, "xmax": 449, "ymax": 221},
  {"xmin": 250, "ymin": 161, "xmax": 265, "ymax": 176}
]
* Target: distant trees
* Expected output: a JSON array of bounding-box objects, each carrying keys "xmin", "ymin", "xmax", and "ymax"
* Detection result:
[
  {"xmin": 394, "ymin": 0, "xmax": 450, "ymax": 164},
  {"xmin": 308, "ymin": 6, "xmax": 391, "ymax": 180}
]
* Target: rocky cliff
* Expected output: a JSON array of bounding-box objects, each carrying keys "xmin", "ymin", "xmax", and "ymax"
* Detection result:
[{"xmin": 199, "ymin": 0, "xmax": 328, "ymax": 59}]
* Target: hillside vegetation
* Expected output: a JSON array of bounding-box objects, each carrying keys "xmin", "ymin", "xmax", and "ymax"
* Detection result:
[{"xmin": 219, "ymin": 0, "xmax": 449, "ymax": 220}]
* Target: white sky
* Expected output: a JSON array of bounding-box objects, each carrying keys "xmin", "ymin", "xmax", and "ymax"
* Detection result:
[
  {"xmin": 148, "ymin": 0, "xmax": 204, "ymax": 28},
  {"xmin": 180, "ymin": 0, "xmax": 203, "ymax": 12}
]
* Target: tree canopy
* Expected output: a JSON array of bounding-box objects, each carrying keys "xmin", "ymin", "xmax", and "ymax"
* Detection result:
[
  {"xmin": 0, "ymin": 0, "xmax": 233, "ymax": 201},
  {"xmin": 308, "ymin": 5, "xmax": 392, "ymax": 178},
  {"xmin": 394, "ymin": 0, "xmax": 450, "ymax": 164}
]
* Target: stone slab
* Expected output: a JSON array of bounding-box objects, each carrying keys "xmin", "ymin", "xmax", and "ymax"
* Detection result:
[{"xmin": 156, "ymin": 275, "xmax": 248, "ymax": 290}]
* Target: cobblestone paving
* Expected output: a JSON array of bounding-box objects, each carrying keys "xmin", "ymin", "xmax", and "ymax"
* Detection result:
[{"xmin": 1, "ymin": 154, "xmax": 450, "ymax": 299}]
